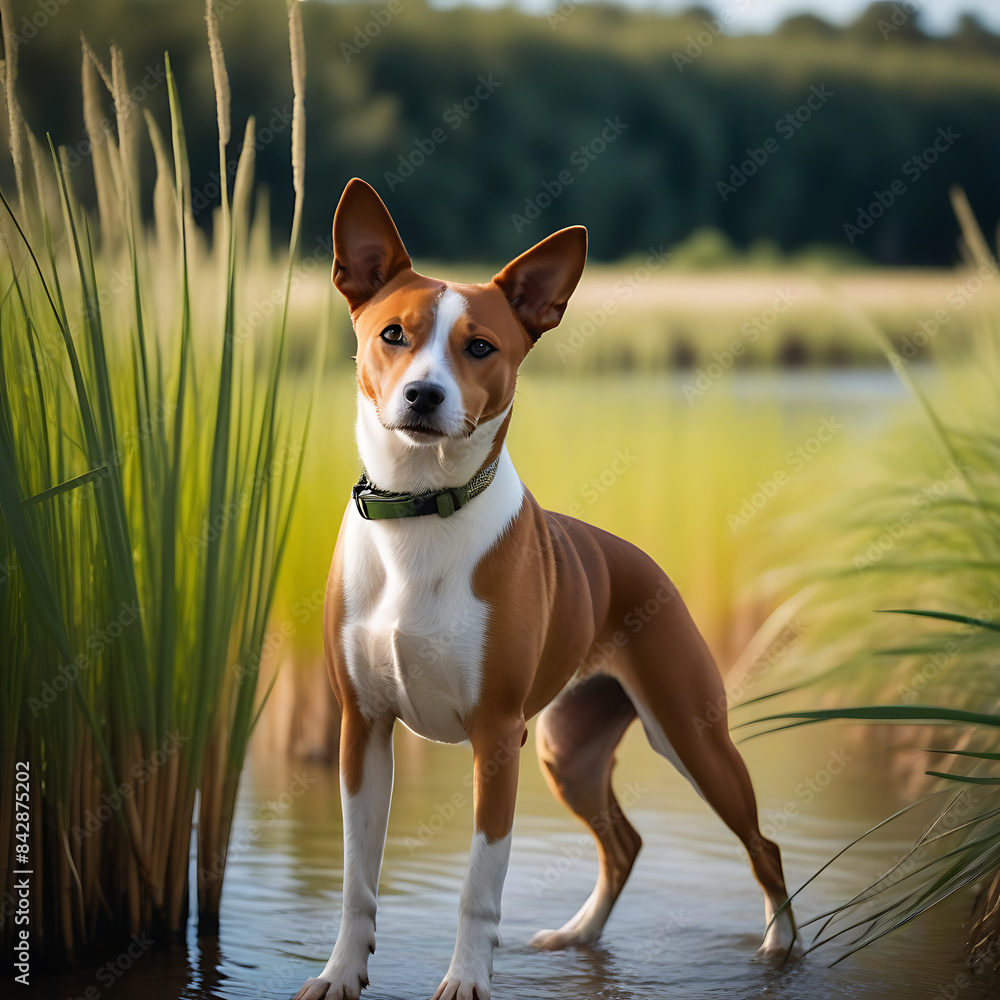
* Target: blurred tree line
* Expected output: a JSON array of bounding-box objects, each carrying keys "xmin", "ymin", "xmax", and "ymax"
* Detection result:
[{"xmin": 6, "ymin": 0, "xmax": 1000, "ymax": 264}]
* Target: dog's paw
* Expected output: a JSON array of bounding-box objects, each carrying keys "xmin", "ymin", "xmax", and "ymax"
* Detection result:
[
  {"xmin": 527, "ymin": 925, "xmax": 598, "ymax": 950},
  {"xmin": 430, "ymin": 971, "xmax": 491, "ymax": 1000},
  {"xmin": 755, "ymin": 902, "xmax": 802, "ymax": 964},
  {"xmin": 755, "ymin": 932, "xmax": 804, "ymax": 964},
  {"xmin": 292, "ymin": 977, "xmax": 333, "ymax": 1000},
  {"xmin": 292, "ymin": 969, "xmax": 369, "ymax": 1000}
]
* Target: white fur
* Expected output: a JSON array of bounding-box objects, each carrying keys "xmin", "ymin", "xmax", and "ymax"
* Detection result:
[
  {"xmin": 340, "ymin": 437, "xmax": 521, "ymax": 742},
  {"xmin": 760, "ymin": 893, "xmax": 799, "ymax": 957},
  {"xmin": 356, "ymin": 393, "xmax": 507, "ymax": 494},
  {"xmin": 437, "ymin": 831, "xmax": 512, "ymax": 999},
  {"xmin": 357, "ymin": 287, "xmax": 498, "ymax": 494},
  {"xmin": 317, "ymin": 726, "xmax": 394, "ymax": 994},
  {"xmin": 615, "ymin": 674, "xmax": 703, "ymax": 798},
  {"xmin": 381, "ymin": 288, "xmax": 469, "ymax": 446}
]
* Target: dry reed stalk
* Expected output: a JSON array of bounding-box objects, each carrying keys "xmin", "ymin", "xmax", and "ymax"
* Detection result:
[
  {"xmin": 0, "ymin": 0, "xmax": 27, "ymax": 211},
  {"xmin": 130, "ymin": 730, "xmax": 158, "ymax": 919},
  {"xmin": 143, "ymin": 107, "xmax": 177, "ymax": 313},
  {"xmin": 166, "ymin": 781, "xmax": 196, "ymax": 932},
  {"xmin": 79, "ymin": 32, "xmax": 112, "ymax": 90},
  {"xmin": 198, "ymin": 728, "xmax": 234, "ymax": 924},
  {"xmin": 971, "ymin": 870, "xmax": 1000, "ymax": 973},
  {"xmin": 56, "ymin": 807, "xmax": 74, "ymax": 960},
  {"xmin": 123, "ymin": 780, "xmax": 153, "ymax": 891},
  {"xmin": 150, "ymin": 748, "xmax": 179, "ymax": 911},
  {"xmin": 141, "ymin": 766, "xmax": 158, "ymax": 903},
  {"xmin": 208, "ymin": 756, "xmax": 240, "ymax": 918},
  {"xmin": 26, "ymin": 131, "xmax": 60, "ymax": 231},
  {"xmin": 111, "ymin": 46, "xmax": 139, "ymax": 207},
  {"xmin": 69, "ymin": 739, "xmax": 84, "ymax": 935},
  {"xmin": 206, "ymin": 0, "xmax": 231, "ymax": 271},
  {"xmin": 128, "ymin": 729, "xmax": 152, "ymax": 871},
  {"xmin": 198, "ymin": 730, "xmax": 239, "ymax": 928},
  {"xmin": 81, "ymin": 39, "xmax": 121, "ymax": 246},
  {"xmin": 951, "ymin": 186, "xmax": 994, "ymax": 268},
  {"xmin": 61, "ymin": 826, "xmax": 86, "ymax": 944},
  {"xmin": 249, "ymin": 186, "xmax": 271, "ymax": 265},
  {"xmin": 127, "ymin": 848, "xmax": 140, "ymax": 935},
  {"xmin": 286, "ymin": 0, "xmax": 305, "ymax": 237},
  {"xmin": 81, "ymin": 734, "xmax": 99, "ymax": 933},
  {"xmin": 196, "ymin": 741, "xmax": 216, "ymax": 922},
  {"xmin": 232, "ymin": 116, "xmax": 256, "ymax": 237},
  {"xmin": 205, "ymin": 0, "xmax": 231, "ymax": 149},
  {"xmin": 115, "ymin": 827, "xmax": 128, "ymax": 916}
]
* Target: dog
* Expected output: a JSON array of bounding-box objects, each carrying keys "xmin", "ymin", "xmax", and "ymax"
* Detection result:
[{"xmin": 293, "ymin": 178, "xmax": 797, "ymax": 1000}]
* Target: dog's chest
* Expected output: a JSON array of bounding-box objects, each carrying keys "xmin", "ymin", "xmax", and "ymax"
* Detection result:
[{"xmin": 339, "ymin": 508, "xmax": 501, "ymax": 744}]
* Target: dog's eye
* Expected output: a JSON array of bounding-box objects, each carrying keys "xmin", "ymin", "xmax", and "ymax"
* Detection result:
[
  {"xmin": 380, "ymin": 325, "xmax": 407, "ymax": 346},
  {"xmin": 466, "ymin": 338, "xmax": 496, "ymax": 359}
]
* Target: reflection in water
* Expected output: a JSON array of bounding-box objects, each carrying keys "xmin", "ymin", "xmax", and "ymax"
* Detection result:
[{"xmin": 38, "ymin": 723, "xmax": 988, "ymax": 1000}]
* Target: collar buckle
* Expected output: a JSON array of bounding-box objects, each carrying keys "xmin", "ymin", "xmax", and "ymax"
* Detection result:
[{"xmin": 435, "ymin": 490, "xmax": 458, "ymax": 518}]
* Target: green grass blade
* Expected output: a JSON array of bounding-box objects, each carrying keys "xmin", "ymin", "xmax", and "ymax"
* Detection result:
[{"xmin": 877, "ymin": 608, "xmax": 1000, "ymax": 632}]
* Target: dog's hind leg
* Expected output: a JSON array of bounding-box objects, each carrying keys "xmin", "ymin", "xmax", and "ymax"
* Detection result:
[
  {"xmin": 613, "ymin": 578, "xmax": 799, "ymax": 959},
  {"xmin": 528, "ymin": 673, "xmax": 642, "ymax": 950}
]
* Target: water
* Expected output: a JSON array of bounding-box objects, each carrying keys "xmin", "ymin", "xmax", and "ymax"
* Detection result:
[{"xmin": 39, "ymin": 725, "xmax": 989, "ymax": 1000}]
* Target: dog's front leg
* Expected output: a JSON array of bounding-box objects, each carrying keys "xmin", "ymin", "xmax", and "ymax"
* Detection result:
[
  {"xmin": 295, "ymin": 712, "xmax": 394, "ymax": 1000},
  {"xmin": 432, "ymin": 717, "xmax": 524, "ymax": 1000}
]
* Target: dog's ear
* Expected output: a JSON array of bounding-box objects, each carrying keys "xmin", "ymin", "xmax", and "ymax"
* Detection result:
[
  {"xmin": 492, "ymin": 226, "xmax": 587, "ymax": 341},
  {"xmin": 332, "ymin": 178, "xmax": 412, "ymax": 312}
]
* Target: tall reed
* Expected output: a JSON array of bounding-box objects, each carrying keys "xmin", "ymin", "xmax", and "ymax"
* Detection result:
[
  {"xmin": 0, "ymin": 0, "xmax": 311, "ymax": 960},
  {"xmin": 740, "ymin": 190, "xmax": 1000, "ymax": 968}
]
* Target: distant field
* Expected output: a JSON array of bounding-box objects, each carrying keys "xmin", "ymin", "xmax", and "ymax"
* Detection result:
[
  {"xmin": 291, "ymin": 262, "xmax": 999, "ymax": 375},
  {"xmin": 518, "ymin": 265, "xmax": 998, "ymax": 372}
]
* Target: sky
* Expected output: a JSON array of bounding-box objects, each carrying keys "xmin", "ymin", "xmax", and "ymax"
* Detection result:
[{"xmin": 428, "ymin": 0, "xmax": 1000, "ymax": 35}]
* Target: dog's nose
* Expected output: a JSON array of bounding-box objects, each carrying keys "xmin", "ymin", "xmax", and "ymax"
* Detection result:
[{"xmin": 403, "ymin": 381, "xmax": 445, "ymax": 415}]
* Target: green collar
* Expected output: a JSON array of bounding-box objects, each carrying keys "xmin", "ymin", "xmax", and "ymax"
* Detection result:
[{"xmin": 352, "ymin": 457, "xmax": 501, "ymax": 520}]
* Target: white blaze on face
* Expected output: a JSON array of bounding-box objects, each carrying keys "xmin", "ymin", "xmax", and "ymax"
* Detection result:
[
  {"xmin": 356, "ymin": 286, "xmax": 508, "ymax": 490},
  {"xmin": 391, "ymin": 287, "xmax": 468, "ymax": 437}
]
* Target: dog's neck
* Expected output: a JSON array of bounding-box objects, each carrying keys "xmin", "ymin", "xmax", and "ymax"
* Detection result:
[{"xmin": 355, "ymin": 393, "xmax": 512, "ymax": 494}]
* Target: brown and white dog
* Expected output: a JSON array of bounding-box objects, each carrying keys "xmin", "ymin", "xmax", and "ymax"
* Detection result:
[{"xmin": 293, "ymin": 179, "xmax": 797, "ymax": 1000}]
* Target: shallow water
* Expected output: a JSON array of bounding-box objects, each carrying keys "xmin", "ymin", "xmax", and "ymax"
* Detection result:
[{"xmin": 39, "ymin": 723, "xmax": 993, "ymax": 1000}]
